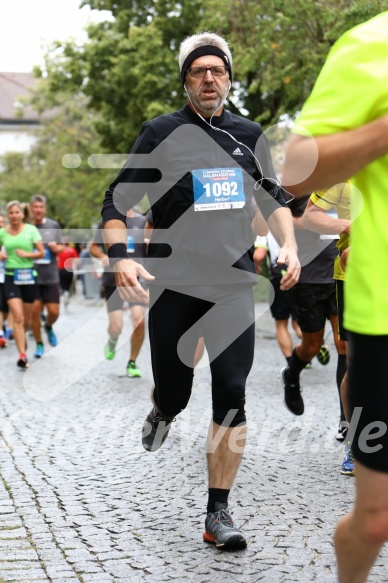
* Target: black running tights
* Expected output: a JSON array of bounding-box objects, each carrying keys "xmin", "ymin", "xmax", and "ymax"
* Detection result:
[{"xmin": 148, "ymin": 286, "xmax": 255, "ymax": 427}]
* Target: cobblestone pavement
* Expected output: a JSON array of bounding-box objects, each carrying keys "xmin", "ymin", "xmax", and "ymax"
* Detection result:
[{"xmin": 0, "ymin": 293, "xmax": 387, "ymax": 583}]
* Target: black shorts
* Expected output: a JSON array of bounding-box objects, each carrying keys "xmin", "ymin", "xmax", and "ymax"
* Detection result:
[
  {"xmin": 270, "ymin": 277, "xmax": 298, "ymax": 321},
  {"xmin": 0, "ymin": 284, "xmax": 8, "ymax": 313},
  {"xmin": 59, "ymin": 269, "xmax": 74, "ymax": 293},
  {"xmin": 3, "ymin": 274, "xmax": 38, "ymax": 304},
  {"xmin": 149, "ymin": 285, "xmax": 255, "ymax": 426},
  {"xmin": 348, "ymin": 332, "xmax": 388, "ymax": 473},
  {"xmin": 336, "ymin": 279, "xmax": 348, "ymax": 341},
  {"xmin": 36, "ymin": 283, "xmax": 60, "ymax": 305},
  {"xmin": 285, "ymin": 282, "xmax": 337, "ymax": 333}
]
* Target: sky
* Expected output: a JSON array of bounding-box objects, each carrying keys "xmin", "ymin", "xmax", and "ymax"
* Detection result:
[{"xmin": 0, "ymin": 0, "xmax": 112, "ymax": 72}]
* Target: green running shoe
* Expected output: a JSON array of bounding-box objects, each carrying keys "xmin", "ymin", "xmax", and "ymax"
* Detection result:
[
  {"xmin": 127, "ymin": 361, "xmax": 142, "ymax": 377},
  {"xmin": 104, "ymin": 337, "xmax": 118, "ymax": 360}
]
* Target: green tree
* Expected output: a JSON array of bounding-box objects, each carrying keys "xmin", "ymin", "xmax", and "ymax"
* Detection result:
[
  {"xmin": 37, "ymin": 0, "xmax": 204, "ymax": 152},
  {"xmin": 204, "ymin": 0, "xmax": 388, "ymax": 125},
  {"xmin": 4, "ymin": 0, "xmax": 387, "ymax": 225},
  {"xmin": 0, "ymin": 90, "xmax": 114, "ymax": 228},
  {"xmin": 35, "ymin": 0, "xmax": 388, "ymax": 142}
]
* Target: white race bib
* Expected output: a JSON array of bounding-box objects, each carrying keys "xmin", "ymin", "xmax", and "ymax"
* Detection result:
[{"xmin": 192, "ymin": 167, "xmax": 245, "ymax": 211}]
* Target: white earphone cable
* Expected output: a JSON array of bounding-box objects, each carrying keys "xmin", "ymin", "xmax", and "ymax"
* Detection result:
[{"xmin": 186, "ymin": 88, "xmax": 281, "ymax": 192}]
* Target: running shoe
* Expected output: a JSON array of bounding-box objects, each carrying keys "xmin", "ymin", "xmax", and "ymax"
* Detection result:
[
  {"xmin": 6, "ymin": 328, "xmax": 13, "ymax": 341},
  {"xmin": 45, "ymin": 324, "xmax": 58, "ymax": 347},
  {"xmin": 281, "ymin": 366, "xmax": 304, "ymax": 415},
  {"xmin": 34, "ymin": 343, "xmax": 44, "ymax": 359},
  {"xmin": 104, "ymin": 337, "xmax": 118, "ymax": 360},
  {"xmin": 340, "ymin": 443, "xmax": 355, "ymax": 476},
  {"xmin": 0, "ymin": 336, "xmax": 6, "ymax": 348},
  {"xmin": 127, "ymin": 361, "xmax": 142, "ymax": 378},
  {"xmin": 17, "ymin": 355, "xmax": 29, "ymax": 369},
  {"xmin": 317, "ymin": 344, "xmax": 330, "ymax": 365},
  {"xmin": 63, "ymin": 290, "xmax": 70, "ymax": 309},
  {"xmin": 142, "ymin": 406, "xmax": 174, "ymax": 452},
  {"xmin": 203, "ymin": 507, "xmax": 247, "ymax": 550},
  {"xmin": 335, "ymin": 420, "xmax": 348, "ymax": 442}
]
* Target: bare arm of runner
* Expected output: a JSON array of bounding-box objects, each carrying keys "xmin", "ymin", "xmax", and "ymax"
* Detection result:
[
  {"xmin": 283, "ymin": 115, "xmax": 388, "ymax": 196},
  {"xmin": 303, "ymin": 199, "xmax": 350, "ymax": 235},
  {"xmin": 266, "ymin": 206, "xmax": 300, "ymax": 290},
  {"xmin": 15, "ymin": 240, "xmax": 45, "ymax": 260}
]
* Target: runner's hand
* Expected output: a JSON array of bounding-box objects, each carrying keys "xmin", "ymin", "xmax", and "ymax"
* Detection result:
[
  {"xmin": 277, "ymin": 246, "xmax": 300, "ymax": 290},
  {"xmin": 113, "ymin": 258, "xmax": 154, "ymax": 304},
  {"xmin": 47, "ymin": 242, "xmax": 61, "ymax": 253}
]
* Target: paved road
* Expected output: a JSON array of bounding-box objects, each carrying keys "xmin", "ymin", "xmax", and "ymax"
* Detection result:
[{"xmin": 0, "ymin": 293, "xmax": 386, "ymax": 582}]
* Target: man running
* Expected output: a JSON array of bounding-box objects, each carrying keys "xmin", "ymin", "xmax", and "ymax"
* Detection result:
[
  {"xmin": 90, "ymin": 209, "xmax": 147, "ymax": 378},
  {"xmin": 303, "ymin": 183, "xmax": 354, "ymax": 474},
  {"xmin": 102, "ymin": 32, "xmax": 300, "ymax": 550},
  {"xmin": 29, "ymin": 194, "xmax": 64, "ymax": 357},
  {"xmin": 281, "ymin": 194, "xmax": 346, "ymax": 417},
  {"xmin": 283, "ymin": 12, "xmax": 388, "ymax": 583},
  {"xmin": 254, "ymin": 231, "xmax": 303, "ymax": 368}
]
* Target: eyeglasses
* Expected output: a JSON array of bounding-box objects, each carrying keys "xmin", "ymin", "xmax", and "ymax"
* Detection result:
[{"xmin": 187, "ymin": 66, "xmax": 229, "ymax": 78}]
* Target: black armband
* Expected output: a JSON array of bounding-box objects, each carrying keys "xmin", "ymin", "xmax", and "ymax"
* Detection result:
[{"xmin": 107, "ymin": 243, "xmax": 128, "ymax": 267}]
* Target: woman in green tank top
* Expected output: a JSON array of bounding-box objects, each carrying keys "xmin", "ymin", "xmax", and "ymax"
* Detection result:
[{"xmin": 0, "ymin": 201, "xmax": 44, "ymax": 368}]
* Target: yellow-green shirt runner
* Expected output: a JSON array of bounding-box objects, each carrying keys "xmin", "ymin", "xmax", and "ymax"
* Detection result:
[{"xmin": 292, "ymin": 12, "xmax": 388, "ymax": 335}]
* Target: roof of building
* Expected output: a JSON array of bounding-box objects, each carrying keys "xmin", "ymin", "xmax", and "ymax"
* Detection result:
[{"xmin": 0, "ymin": 72, "xmax": 40, "ymax": 123}]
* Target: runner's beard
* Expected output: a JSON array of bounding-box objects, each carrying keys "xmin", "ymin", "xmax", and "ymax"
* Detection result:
[{"xmin": 188, "ymin": 83, "xmax": 227, "ymax": 116}]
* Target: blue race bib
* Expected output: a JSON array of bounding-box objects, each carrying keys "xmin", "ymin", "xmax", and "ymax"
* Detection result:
[
  {"xmin": 127, "ymin": 235, "xmax": 135, "ymax": 253},
  {"xmin": 13, "ymin": 268, "xmax": 35, "ymax": 285},
  {"xmin": 35, "ymin": 247, "xmax": 51, "ymax": 264}
]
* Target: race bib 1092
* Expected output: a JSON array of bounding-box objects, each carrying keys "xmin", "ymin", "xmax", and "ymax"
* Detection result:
[{"xmin": 192, "ymin": 168, "xmax": 246, "ymax": 211}]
